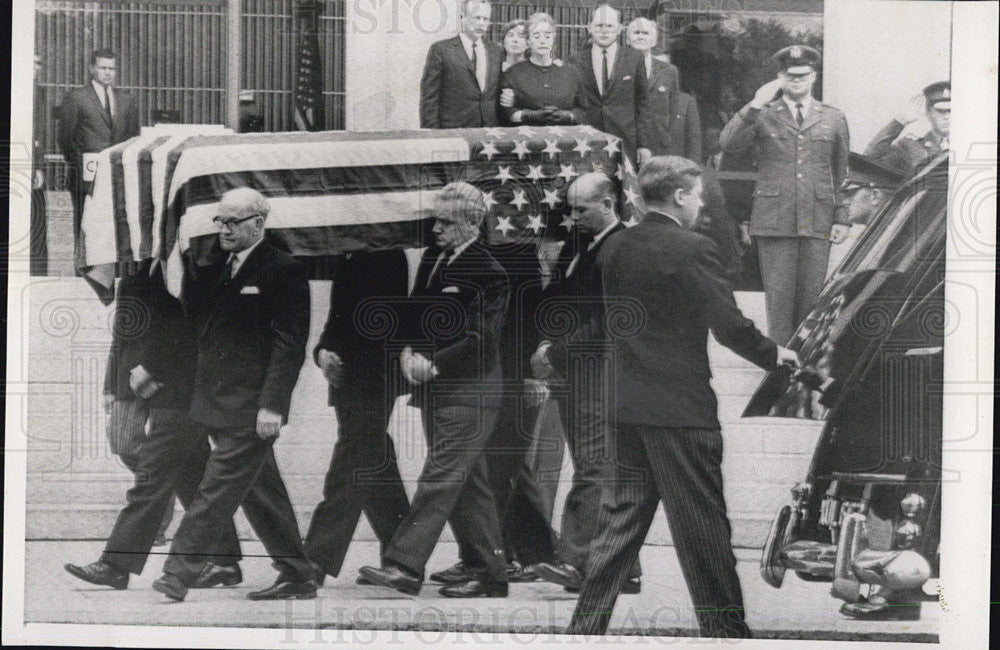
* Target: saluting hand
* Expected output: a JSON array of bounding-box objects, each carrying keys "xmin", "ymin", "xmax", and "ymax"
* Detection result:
[
  {"xmin": 894, "ymin": 93, "xmax": 925, "ymax": 125},
  {"xmin": 750, "ymin": 78, "xmax": 784, "ymax": 109},
  {"xmin": 256, "ymin": 407, "xmax": 283, "ymax": 439}
]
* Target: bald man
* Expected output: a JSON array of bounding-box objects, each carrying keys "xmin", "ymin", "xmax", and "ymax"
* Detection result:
[{"xmin": 152, "ymin": 188, "xmax": 316, "ymax": 602}]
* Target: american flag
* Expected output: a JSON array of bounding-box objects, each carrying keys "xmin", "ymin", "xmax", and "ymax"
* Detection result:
[
  {"xmin": 77, "ymin": 126, "xmax": 641, "ymax": 296},
  {"xmin": 293, "ymin": 0, "xmax": 324, "ymax": 131}
]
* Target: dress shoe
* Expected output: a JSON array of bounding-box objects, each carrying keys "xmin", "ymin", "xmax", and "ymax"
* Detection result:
[
  {"xmin": 309, "ymin": 560, "xmax": 327, "ymax": 587},
  {"xmin": 506, "ymin": 561, "xmax": 537, "ymax": 583},
  {"xmin": 64, "ymin": 561, "xmax": 128, "ymax": 590},
  {"xmin": 358, "ymin": 564, "xmax": 422, "ymax": 596},
  {"xmin": 152, "ymin": 533, "xmax": 168, "ymax": 547},
  {"xmin": 152, "ymin": 573, "xmax": 188, "ymax": 601},
  {"xmin": 191, "ymin": 563, "xmax": 242, "ymax": 589},
  {"xmin": 355, "ymin": 575, "xmax": 374, "ymax": 585},
  {"xmin": 533, "ymin": 561, "xmax": 583, "ymax": 590},
  {"xmin": 564, "ymin": 576, "xmax": 641, "ymax": 595},
  {"xmin": 429, "ymin": 561, "xmax": 471, "ymax": 585},
  {"xmin": 439, "ymin": 579, "xmax": 509, "ymax": 598},
  {"xmin": 247, "ymin": 578, "xmax": 318, "ymax": 600}
]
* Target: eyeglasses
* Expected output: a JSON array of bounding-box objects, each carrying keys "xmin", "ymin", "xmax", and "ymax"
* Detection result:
[{"xmin": 212, "ymin": 214, "xmax": 260, "ymax": 229}]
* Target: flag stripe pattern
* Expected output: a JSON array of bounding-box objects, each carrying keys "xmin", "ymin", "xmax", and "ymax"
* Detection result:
[{"xmin": 78, "ymin": 126, "xmax": 642, "ymax": 295}]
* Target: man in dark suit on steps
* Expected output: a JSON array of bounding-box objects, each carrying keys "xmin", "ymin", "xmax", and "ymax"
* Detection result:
[
  {"xmin": 566, "ymin": 156, "xmax": 798, "ymax": 638},
  {"xmin": 57, "ymin": 48, "xmax": 140, "ymax": 239},
  {"xmin": 151, "ymin": 188, "xmax": 315, "ymax": 602},
  {"xmin": 568, "ymin": 5, "xmax": 651, "ymax": 162},
  {"xmin": 419, "ymin": 0, "xmax": 503, "ymax": 129}
]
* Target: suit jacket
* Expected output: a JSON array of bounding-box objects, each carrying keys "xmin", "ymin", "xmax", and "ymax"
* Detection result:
[
  {"xmin": 598, "ymin": 213, "xmax": 777, "ymax": 428},
  {"xmin": 314, "ymin": 249, "xmax": 409, "ymax": 405},
  {"xmin": 863, "ymin": 119, "xmax": 943, "ymax": 177},
  {"xmin": 103, "ymin": 262, "xmax": 197, "ymax": 409},
  {"xmin": 186, "ymin": 241, "xmax": 310, "ymax": 428},
  {"xmin": 569, "ymin": 47, "xmax": 651, "ymax": 159},
  {"xmin": 540, "ymin": 223, "xmax": 625, "ymax": 377},
  {"xmin": 719, "ymin": 97, "xmax": 850, "ymax": 238},
  {"xmin": 638, "ymin": 54, "xmax": 701, "ymax": 160},
  {"xmin": 485, "ymin": 241, "xmax": 544, "ymax": 383},
  {"xmin": 406, "ymin": 239, "xmax": 509, "ymax": 408},
  {"xmin": 57, "ymin": 84, "xmax": 140, "ymax": 165},
  {"xmin": 420, "ymin": 36, "xmax": 503, "ymax": 129}
]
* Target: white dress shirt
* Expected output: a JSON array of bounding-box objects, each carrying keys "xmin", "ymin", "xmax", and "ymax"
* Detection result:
[
  {"xmin": 591, "ymin": 42, "xmax": 619, "ymax": 95},
  {"xmin": 782, "ymin": 94, "xmax": 814, "ymax": 123},
  {"xmin": 228, "ymin": 236, "xmax": 265, "ymax": 277},
  {"xmin": 459, "ymin": 32, "xmax": 487, "ymax": 91},
  {"xmin": 92, "ymin": 79, "xmax": 115, "ymax": 114}
]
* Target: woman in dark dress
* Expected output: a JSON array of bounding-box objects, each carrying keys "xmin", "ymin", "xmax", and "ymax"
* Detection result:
[
  {"xmin": 499, "ymin": 12, "xmax": 587, "ymax": 126},
  {"xmin": 500, "ymin": 19, "xmax": 528, "ymax": 72}
]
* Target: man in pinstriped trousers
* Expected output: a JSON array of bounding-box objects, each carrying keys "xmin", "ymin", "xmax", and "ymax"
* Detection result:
[{"xmin": 567, "ymin": 156, "xmax": 799, "ymax": 638}]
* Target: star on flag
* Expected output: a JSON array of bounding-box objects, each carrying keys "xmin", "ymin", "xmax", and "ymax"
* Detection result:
[
  {"xmin": 560, "ymin": 214, "xmax": 575, "ymax": 231},
  {"xmin": 604, "ymin": 139, "xmax": 620, "ymax": 155},
  {"xmin": 623, "ymin": 215, "xmax": 640, "ymax": 227},
  {"xmin": 482, "ymin": 190, "xmax": 498, "ymax": 210},
  {"xmin": 526, "ymin": 164, "xmax": 545, "ymax": 181},
  {"xmin": 517, "ymin": 126, "xmax": 536, "ymax": 137},
  {"xmin": 573, "ymin": 138, "xmax": 592, "ymax": 156},
  {"xmin": 543, "ymin": 139, "xmax": 561, "ymax": 159},
  {"xmin": 510, "ymin": 189, "xmax": 530, "ymax": 211},
  {"xmin": 512, "ymin": 139, "xmax": 531, "ymax": 159},
  {"xmin": 494, "ymin": 215, "xmax": 515, "ymax": 237},
  {"xmin": 624, "ymin": 186, "xmax": 640, "ymax": 205},
  {"xmin": 558, "ymin": 164, "xmax": 579, "ymax": 182},
  {"xmin": 494, "ymin": 165, "xmax": 514, "ymax": 184},
  {"xmin": 479, "ymin": 140, "xmax": 500, "ymax": 160},
  {"xmin": 484, "ymin": 127, "xmax": 506, "ymax": 138},
  {"xmin": 541, "ymin": 187, "xmax": 561, "ymax": 209},
  {"xmin": 526, "ymin": 214, "xmax": 544, "ymax": 234}
]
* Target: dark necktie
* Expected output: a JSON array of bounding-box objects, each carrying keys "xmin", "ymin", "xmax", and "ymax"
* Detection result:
[
  {"xmin": 425, "ymin": 249, "xmax": 453, "ymax": 289},
  {"xmin": 601, "ymin": 48, "xmax": 610, "ymax": 95},
  {"xmin": 795, "ymin": 102, "xmax": 804, "ymax": 127},
  {"xmin": 103, "ymin": 86, "xmax": 114, "ymax": 127},
  {"xmin": 221, "ymin": 255, "xmax": 235, "ymax": 284}
]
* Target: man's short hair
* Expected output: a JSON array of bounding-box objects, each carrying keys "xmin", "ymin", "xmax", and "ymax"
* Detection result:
[
  {"xmin": 590, "ymin": 3, "xmax": 620, "ymax": 24},
  {"xmin": 462, "ymin": 0, "xmax": 489, "ymax": 15},
  {"xmin": 90, "ymin": 48, "xmax": 117, "ymax": 64},
  {"xmin": 637, "ymin": 156, "xmax": 702, "ymax": 205},
  {"xmin": 568, "ymin": 172, "xmax": 615, "ymax": 203},
  {"xmin": 627, "ymin": 17, "xmax": 657, "ymax": 35},
  {"xmin": 436, "ymin": 182, "xmax": 488, "ymax": 227},
  {"xmin": 220, "ymin": 187, "xmax": 271, "ymax": 220}
]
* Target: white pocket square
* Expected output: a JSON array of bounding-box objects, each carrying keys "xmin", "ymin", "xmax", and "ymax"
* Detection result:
[
  {"xmin": 240, "ymin": 285, "xmax": 261, "ymax": 295},
  {"xmin": 441, "ymin": 286, "xmax": 460, "ymax": 293},
  {"xmin": 658, "ymin": 85, "xmax": 667, "ymax": 92},
  {"xmin": 623, "ymin": 75, "xmax": 632, "ymax": 81}
]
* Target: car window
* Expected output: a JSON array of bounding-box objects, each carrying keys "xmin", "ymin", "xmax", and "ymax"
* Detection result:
[{"xmin": 841, "ymin": 190, "xmax": 928, "ymax": 274}]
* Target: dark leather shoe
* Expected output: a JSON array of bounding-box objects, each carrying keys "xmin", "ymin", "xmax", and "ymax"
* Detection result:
[
  {"xmin": 506, "ymin": 561, "xmax": 537, "ymax": 583},
  {"xmin": 152, "ymin": 573, "xmax": 188, "ymax": 601},
  {"xmin": 309, "ymin": 560, "xmax": 327, "ymax": 587},
  {"xmin": 533, "ymin": 562, "xmax": 583, "ymax": 590},
  {"xmin": 65, "ymin": 561, "xmax": 128, "ymax": 590},
  {"xmin": 355, "ymin": 575, "xmax": 374, "ymax": 585},
  {"xmin": 191, "ymin": 563, "xmax": 242, "ymax": 589},
  {"xmin": 152, "ymin": 533, "xmax": 168, "ymax": 547},
  {"xmin": 840, "ymin": 599, "xmax": 921, "ymax": 620},
  {"xmin": 439, "ymin": 579, "xmax": 509, "ymax": 598},
  {"xmin": 429, "ymin": 561, "xmax": 471, "ymax": 585},
  {"xmin": 247, "ymin": 578, "xmax": 318, "ymax": 600},
  {"xmin": 564, "ymin": 576, "xmax": 641, "ymax": 594},
  {"xmin": 358, "ymin": 564, "xmax": 422, "ymax": 595}
]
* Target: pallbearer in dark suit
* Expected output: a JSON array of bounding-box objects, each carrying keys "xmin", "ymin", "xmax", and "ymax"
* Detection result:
[
  {"xmin": 568, "ymin": 5, "xmax": 651, "ymax": 162},
  {"xmin": 152, "ymin": 188, "xmax": 315, "ymax": 602},
  {"xmin": 567, "ymin": 157, "xmax": 799, "ymax": 638},
  {"xmin": 419, "ymin": 0, "xmax": 503, "ymax": 129},
  {"xmin": 626, "ymin": 17, "xmax": 702, "ymax": 162},
  {"xmin": 57, "ymin": 48, "xmax": 140, "ymax": 239},
  {"xmin": 530, "ymin": 173, "xmax": 640, "ymax": 594},
  {"xmin": 304, "ymin": 250, "xmax": 411, "ymax": 584},
  {"xmin": 359, "ymin": 182, "xmax": 511, "ymax": 598},
  {"xmin": 64, "ymin": 262, "xmax": 243, "ymax": 592}
]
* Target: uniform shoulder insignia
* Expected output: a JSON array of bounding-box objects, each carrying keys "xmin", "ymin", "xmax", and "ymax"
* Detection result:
[{"xmin": 653, "ymin": 54, "xmax": 669, "ymax": 62}]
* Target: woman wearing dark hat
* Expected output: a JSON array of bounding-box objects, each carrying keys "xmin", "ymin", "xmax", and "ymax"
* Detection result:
[{"xmin": 498, "ymin": 12, "xmax": 588, "ymax": 126}]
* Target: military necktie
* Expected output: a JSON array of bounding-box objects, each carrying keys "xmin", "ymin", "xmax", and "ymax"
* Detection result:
[{"xmin": 795, "ymin": 102, "xmax": 804, "ymax": 127}]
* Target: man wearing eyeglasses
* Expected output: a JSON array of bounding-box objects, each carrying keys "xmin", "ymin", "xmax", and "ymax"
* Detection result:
[{"xmin": 152, "ymin": 187, "xmax": 315, "ymax": 602}]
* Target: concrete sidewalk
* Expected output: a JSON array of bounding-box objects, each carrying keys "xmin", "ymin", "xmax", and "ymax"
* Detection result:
[{"xmin": 29, "ymin": 540, "xmax": 938, "ymax": 642}]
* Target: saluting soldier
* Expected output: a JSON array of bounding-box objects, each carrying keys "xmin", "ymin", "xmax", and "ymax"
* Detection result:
[
  {"xmin": 720, "ymin": 45, "xmax": 850, "ymax": 344},
  {"xmin": 864, "ymin": 81, "xmax": 950, "ymax": 177}
]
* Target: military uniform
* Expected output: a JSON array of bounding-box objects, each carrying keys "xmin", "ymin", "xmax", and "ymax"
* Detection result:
[
  {"xmin": 863, "ymin": 121, "xmax": 945, "ymax": 177},
  {"xmin": 719, "ymin": 45, "xmax": 850, "ymax": 343}
]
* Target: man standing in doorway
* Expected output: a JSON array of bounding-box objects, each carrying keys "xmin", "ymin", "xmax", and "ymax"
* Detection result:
[{"xmin": 720, "ymin": 45, "xmax": 850, "ymax": 343}]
